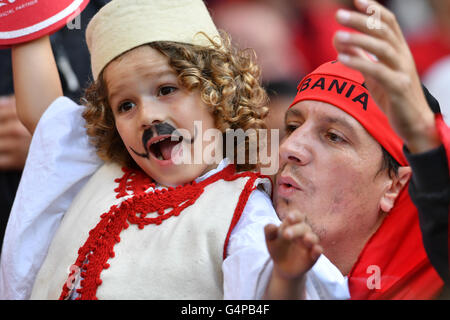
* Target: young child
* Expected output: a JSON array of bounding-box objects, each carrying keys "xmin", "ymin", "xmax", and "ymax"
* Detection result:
[{"xmin": 0, "ymin": 0, "xmax": 347, "ymax": 300}]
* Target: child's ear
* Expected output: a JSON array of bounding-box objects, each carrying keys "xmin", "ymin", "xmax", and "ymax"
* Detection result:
[{"xmin": 379, "ymin": 166, "xmax": 412, "ymax": 213}]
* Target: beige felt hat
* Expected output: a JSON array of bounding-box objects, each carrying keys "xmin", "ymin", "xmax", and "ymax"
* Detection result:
[{"xmin": 86, "ymin": 0, "xmax": 220, "ymax": 80}]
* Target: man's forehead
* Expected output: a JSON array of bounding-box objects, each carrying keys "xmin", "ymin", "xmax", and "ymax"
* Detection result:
[
  {"xmin": 286, "ymin": 100, "xmax": 361, "ymax": 129},
  {"xmin": 285, "ymin": 100, "xmax": 385, "ymax": 156}
]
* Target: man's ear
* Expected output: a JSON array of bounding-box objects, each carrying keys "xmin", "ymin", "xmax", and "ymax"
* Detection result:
[{"xmin": 379, "ymin": 166, "xmax": 412, "ymax": 213}]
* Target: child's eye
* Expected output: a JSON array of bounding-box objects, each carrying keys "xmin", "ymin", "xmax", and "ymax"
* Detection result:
[
  {"xmin": 158, "ymin": 86, "xmax": 177, "ymax": 96},
  {"xmin": 118, "ymin": 101, "xmax": 136, "ymax": 113}
]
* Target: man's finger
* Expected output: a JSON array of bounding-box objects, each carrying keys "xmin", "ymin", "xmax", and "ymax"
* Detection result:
[
  {"xmin": 334, "ymin": 30, "xmax": 398, "ymax": 69},
  {"xmin": 336, "ymin": 10, "xmax": 397, "ymax": 46},
  {"xmin": 337, "ymin": 53, "xmax": 398, "ymax": 92},
  {"xmin": 353, "ymin": 0, "xmax": 404, "ymax": 39}
]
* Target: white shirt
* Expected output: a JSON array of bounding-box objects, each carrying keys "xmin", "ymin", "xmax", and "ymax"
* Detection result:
[{"xmin": 0, "ymin": 97, "xmax": 349, "ymax": 300}]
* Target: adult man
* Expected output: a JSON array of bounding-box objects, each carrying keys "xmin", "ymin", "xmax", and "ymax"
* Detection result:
[{"xmin": 265, "ymin": 0, "xmax": 450, "ymax": 299}]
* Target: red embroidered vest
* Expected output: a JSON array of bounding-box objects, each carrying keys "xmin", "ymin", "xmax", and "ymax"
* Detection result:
[{"xmin": 30, "ymin": 162, "xmax": 269, "ymax": 300}]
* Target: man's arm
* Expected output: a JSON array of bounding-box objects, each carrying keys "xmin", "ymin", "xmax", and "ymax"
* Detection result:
[
  {"xmin": 333, "ymin": 0, "xmax": 441, "ymax": 153},
  {"xmin": 406, "ymin": 88, "xmax": 450, "ymax": 285},
  {"xmin": 406, "ymin": 143, "xmax": 450, "ymax": 284},
  {"xmin": 12, "ymin": 36, "xmax": 63, "ymax": 134}
]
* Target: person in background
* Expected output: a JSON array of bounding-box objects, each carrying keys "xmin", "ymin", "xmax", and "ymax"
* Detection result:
[
  {"xmin": 0, "ymin": 56, "xmax": 31, "ymax": 255},
  {"xmin": 212, "ymin": 0, "xmax": 303, "ymax": 142}
]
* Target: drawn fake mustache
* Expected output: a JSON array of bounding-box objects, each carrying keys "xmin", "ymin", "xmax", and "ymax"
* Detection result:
[{"xmin": 130, "ymin": 122, "xmax": 197, "ymax": 159}]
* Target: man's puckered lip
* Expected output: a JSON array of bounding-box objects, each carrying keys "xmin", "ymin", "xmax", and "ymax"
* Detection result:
[{"xmin": 277, "ymin": 175, "xmax": 303, "ymax": 191}]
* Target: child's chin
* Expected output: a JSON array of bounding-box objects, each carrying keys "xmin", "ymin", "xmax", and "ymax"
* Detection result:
[
  {"xmin": 154, "ymin": 176, "xmax": 194, "ymax": 187},
  {"xmin": 143, "ymin": 164, "xmax": 206, "ymax": 187}
]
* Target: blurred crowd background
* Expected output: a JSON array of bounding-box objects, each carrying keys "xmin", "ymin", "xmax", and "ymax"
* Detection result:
[
  {"xmin": 1, "ymin": 0, "xmax": 450, "ymax": 254},
  {"xmin": 206, "ymin": 0, "xmax": 450, "ymax": 128}
]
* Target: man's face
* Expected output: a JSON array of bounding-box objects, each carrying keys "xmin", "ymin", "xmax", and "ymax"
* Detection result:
[
  {"xmin": 104, "ymin": 46, "xmax": 216, "ymax": 186},
  {"xmin": 274, "ymin": 100, "xmax": 391, "ymax": 263}
]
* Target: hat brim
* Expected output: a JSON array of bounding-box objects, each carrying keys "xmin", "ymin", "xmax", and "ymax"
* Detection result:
[{"xmin": 0, "ymin": 0, "xmax": 90, "ymax": 48}]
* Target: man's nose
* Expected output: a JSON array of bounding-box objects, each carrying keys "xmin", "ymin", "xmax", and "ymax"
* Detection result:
[{"xmin": 279, "ymin": 127, "xmax": 313, "ymax": 166}]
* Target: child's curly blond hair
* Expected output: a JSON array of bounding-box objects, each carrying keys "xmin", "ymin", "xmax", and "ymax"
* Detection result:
[{"xmin": 82, "ymin": 33, "xmax": 269, "ymax": 172}]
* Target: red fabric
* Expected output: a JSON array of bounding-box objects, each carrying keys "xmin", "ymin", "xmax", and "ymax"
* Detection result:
[
  {"xmin": 290, "ymin": 60, "xmax": 444, "ymax": 299},
  {"xmin": 407, "ymin": 25, "xmax": 450, "ymax": 77},
  {"xmin": 222, "ymin": 173, "xmax": 257, "ymax": 259},
  {"xmin": 293, "ymin": 2, "xmax": 347, "ymax": 72},
  {"xmin": 348, "ymin": 187, "xmax": 443, "ymax": 299},
  {"xmin": 0, "ymin": 0, "xmax": 90, "ymax": 48}
]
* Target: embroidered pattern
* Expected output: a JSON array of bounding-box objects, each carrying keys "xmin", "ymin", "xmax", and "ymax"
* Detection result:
[
  {"xmin": 59, "ymin": 164, "xmax": 261, "ymax": 300},
  {"xmin": 113, "ymin": 167, "xmax": 154, "ymax": 198}
]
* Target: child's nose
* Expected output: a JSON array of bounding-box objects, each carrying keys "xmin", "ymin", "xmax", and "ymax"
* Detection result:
[{"xmin": 139, "ymin": 100, "xmax": 166, "ymax": 129}]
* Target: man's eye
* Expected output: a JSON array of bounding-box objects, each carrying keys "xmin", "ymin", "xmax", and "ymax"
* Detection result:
[
  {"xmin": 285, "ymin": 124, "xmax": 298, "ymax": 133},
  {"xmin": 118, "ymin": 101, "xmax": 136, "ymax": 113},
  {"xmin": 326, "ymin": 131, "xmax": 346, "ymax": 143},
  {"xmin": 158, "ymin": 86, "xmax": 177, "ymax": 96}
]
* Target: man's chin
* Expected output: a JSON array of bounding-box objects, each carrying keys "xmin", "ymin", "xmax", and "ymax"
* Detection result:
[{"xmin": 274, "ymin": 197, "xmax": 290, "ymax": 220}]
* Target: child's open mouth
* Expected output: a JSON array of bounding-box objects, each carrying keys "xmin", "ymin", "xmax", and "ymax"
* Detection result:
[{"xmin": 148, "ymin": 135, "xmax": 184, "ymax": 161}]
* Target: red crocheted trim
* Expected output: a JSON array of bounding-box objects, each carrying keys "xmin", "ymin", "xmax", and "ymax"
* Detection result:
[
  {"xmin": 113, "ymin": 167, "xmax": 154, "ymax": 198},
  {"xmin": 221, "ymin": 173, "xmax": 272, "ymax": 259},
  {"xmin": 59, "ymin": 164, "xmax": 257, "ymax": 300},
  {"xmin": 222, "ymin": 176, "xmax": 258, "ymax": 260}
]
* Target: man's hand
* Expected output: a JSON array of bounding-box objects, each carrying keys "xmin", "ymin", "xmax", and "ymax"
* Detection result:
[
  {"xmin": 0, "ymin": 95, "xmax": 31, "ymax": 170},
  {"xmin": 333, "ymin": 0, "xmax": 441, "ymax": 154},
  {"xmin": 263, "ymin": 210, "xmax": 322, "ymax": 299}
]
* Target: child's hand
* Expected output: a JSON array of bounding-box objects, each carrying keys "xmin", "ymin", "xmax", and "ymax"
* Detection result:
[{"xmin": 264, "ymin": 209, "xmax": 322, "ymax": 281}]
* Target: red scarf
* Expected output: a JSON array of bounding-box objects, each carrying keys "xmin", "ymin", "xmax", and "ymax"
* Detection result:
[
  {"xmin": 290, "ymin": 60, "xmax": 446, "ymax": 299},
  {"xmin": 348, "ymin": 186, "xmax": 443, "ymax": 299}
]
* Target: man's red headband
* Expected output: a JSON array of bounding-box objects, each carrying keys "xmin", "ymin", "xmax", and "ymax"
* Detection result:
[{"xmin": 289, "ymin": 60, "xmax": 407, "ymax": 166}]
